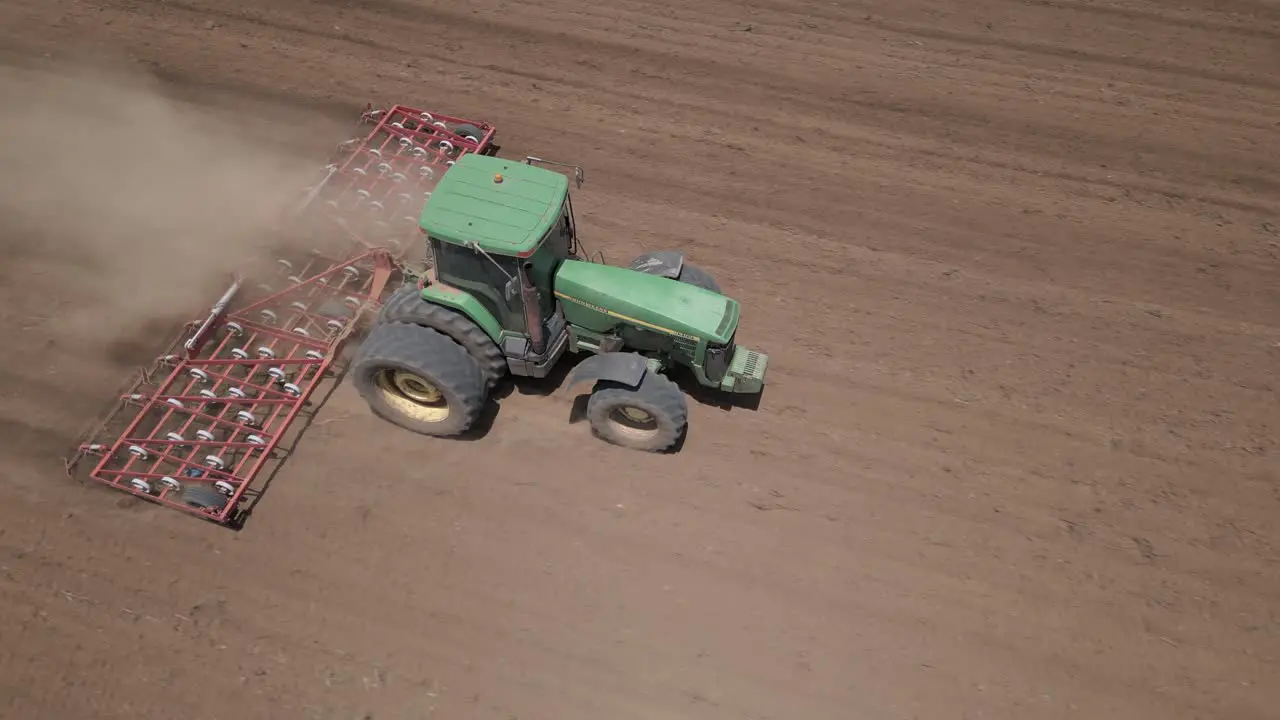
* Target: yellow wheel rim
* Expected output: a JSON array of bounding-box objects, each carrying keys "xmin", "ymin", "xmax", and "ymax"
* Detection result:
[
  {"xmin": 375, "ymin": 369, "xmax": 450, "ymax": 423},
  {"xmin": 619, "ymin": 407, "xmax": 652, "ymax": 423},
  {"xmin": 608, "ymin": 405, "xmax": 659, "ymax": 440}
]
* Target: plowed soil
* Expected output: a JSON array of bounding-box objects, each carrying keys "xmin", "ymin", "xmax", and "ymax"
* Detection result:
[{"xmin": 1, "ymin": 1, "xmax": 1277, "ymax": 719}]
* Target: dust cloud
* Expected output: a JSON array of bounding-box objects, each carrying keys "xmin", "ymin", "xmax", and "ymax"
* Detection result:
[{"xmin": 0, "ymin": 59, "xmax": 336, "ymax": 346}]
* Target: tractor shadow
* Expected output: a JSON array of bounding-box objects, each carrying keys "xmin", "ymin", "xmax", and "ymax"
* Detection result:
[
  {"xmin": 58, "ymin": 352, "xmax": 350, "ymax": 533},
  {"xmin": 665, "ymin": 365, "xmax": 766, "ymax": 413},
  {"xmin": 482, "ymin": 354, "xmax": 762, "ymax": 454},
  {"xmin": 445, "ymin": 355, "xmax": 581, "ymax": 442},
  {"xmin": 201, "ymin": 355, "xmax": 354, "ymax": 531},
  {"xmin": 205, "ymin": 340, "xmax": 505, "ymax": 528},
  {"xmin": 454, "ymin": 390, "xmax": 501, "ymax": 441}
]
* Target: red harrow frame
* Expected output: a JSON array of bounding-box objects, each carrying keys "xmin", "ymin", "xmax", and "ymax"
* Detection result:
[{"xmin": 65, "ymin": 104, "xmax": 499, "ymax": 527}]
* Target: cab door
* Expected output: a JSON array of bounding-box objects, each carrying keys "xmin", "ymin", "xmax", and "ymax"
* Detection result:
[{"xmin": 431, "ymin": 238, "xmax": 527, "ymax": 333}]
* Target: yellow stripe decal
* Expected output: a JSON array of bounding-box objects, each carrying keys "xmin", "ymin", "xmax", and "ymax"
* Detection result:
[{"xmin": 554, "ymin": 291, "xmax": 699, "ymax": 342}]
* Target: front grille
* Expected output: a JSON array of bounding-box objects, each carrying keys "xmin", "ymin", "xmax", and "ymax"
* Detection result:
[{"xmin": 704, "ymin": 334, "xmax": 736, "ymax": 384}]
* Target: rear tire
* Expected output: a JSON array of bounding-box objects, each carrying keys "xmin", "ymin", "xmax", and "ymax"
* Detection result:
[
  {"xmin": 377, "ymin": 283, "xmax": 508, "ymax": 392},
  {"xmin": 586, "ymin": 372, "xmax": 688, "ymax": 452},
  {"xmin": 351, "ymin": 321, "xmax": 485, "ymax": 437},
  {"xmin": 181, "ymin": 486, "xmax": 229, "ymax": 513},
  {"xmin": 677, "ymin": 264, "xmax": 722, "ymax": 293}
]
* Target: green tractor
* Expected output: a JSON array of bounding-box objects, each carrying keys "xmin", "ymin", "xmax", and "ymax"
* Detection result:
[{"xmin": 348, "ymin": 150, "xmax": 768, "ymax": 452}]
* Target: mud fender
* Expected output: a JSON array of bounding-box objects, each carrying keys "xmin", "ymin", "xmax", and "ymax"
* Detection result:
[
  {"xmin": 628, "ymin": 250, "xmax": 684, "ymax": 279},
  {"xmin": 566, "ymin": 352, "xmax": 648, "ymax": 391}
]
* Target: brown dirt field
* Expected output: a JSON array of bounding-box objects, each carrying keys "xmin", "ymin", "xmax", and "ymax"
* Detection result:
[{"xmin": 1, "ymin": 1, "xmax": 1278, "ymax": 718}]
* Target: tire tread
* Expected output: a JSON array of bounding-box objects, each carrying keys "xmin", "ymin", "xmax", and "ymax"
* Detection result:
[
  {"xmin": 586, "ymin": 371, "xmax": 688, "ymax": 452},
  {"xmin": 378, "ymin": 283, "xmax": 508, "ymax": 391},
  {"xmin": 351, "ymin": 321, "xmax": 485, "ymax": 436}
]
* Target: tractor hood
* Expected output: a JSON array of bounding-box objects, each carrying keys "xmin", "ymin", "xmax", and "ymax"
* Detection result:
[{"xmin": 554, "ymin": 260, "xmax": 739, "ymax": 344}]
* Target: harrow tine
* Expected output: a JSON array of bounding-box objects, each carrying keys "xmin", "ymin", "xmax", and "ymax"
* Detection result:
[
  {"xmin": 69, "ymin": 102, "xmax": 494, "ymax": 526},
  {"xmin": 70, "ymin": 248, "xmax": 399, "ymax": 525}
]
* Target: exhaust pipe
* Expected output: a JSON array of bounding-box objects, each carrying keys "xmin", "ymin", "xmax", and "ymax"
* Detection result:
[{"xmin": 519, "ymin": 261, "xmax": 545, "ymax": 355}]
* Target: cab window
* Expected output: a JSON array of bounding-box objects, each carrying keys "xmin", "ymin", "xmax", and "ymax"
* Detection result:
[{"xmin": 432, "ymin": 239, "xmax": 526, "ymax": 332}]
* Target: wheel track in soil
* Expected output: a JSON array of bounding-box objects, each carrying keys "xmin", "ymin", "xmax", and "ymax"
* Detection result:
[{"xmin": 0, "ymin": 0, "xmax": 1278, "ymax": 719}]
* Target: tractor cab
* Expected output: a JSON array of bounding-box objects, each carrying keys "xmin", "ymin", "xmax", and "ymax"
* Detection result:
[
  {"xmin": 366, "ymin": 145, "xmax": 768, "ymax": 453},
  {"xmin": 420, "ymin": 154, "xmax": 587, "ymax": 312},
  {"xmin": 417, "ymin": 153, "xmax": 580, "ymax": 373}
]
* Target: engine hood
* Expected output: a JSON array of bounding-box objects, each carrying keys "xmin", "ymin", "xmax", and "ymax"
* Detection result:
[{"xmin": 553, "ymin": 260, "xmax": 739, "ymax": 344}]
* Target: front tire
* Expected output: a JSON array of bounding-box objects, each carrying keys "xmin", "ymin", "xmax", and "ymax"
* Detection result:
[
  {"xmin": 586, "ymin": 372, "xmax": 688, "ymax": 452},
  {"xmin": 351, "ymin": 321, "xmax": 485, "ymax": 437}
]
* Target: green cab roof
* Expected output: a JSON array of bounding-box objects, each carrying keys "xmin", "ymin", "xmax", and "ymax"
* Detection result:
[{"xmin": 418, "ymin": 153, "xmax": 569, "ymax": 257}]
